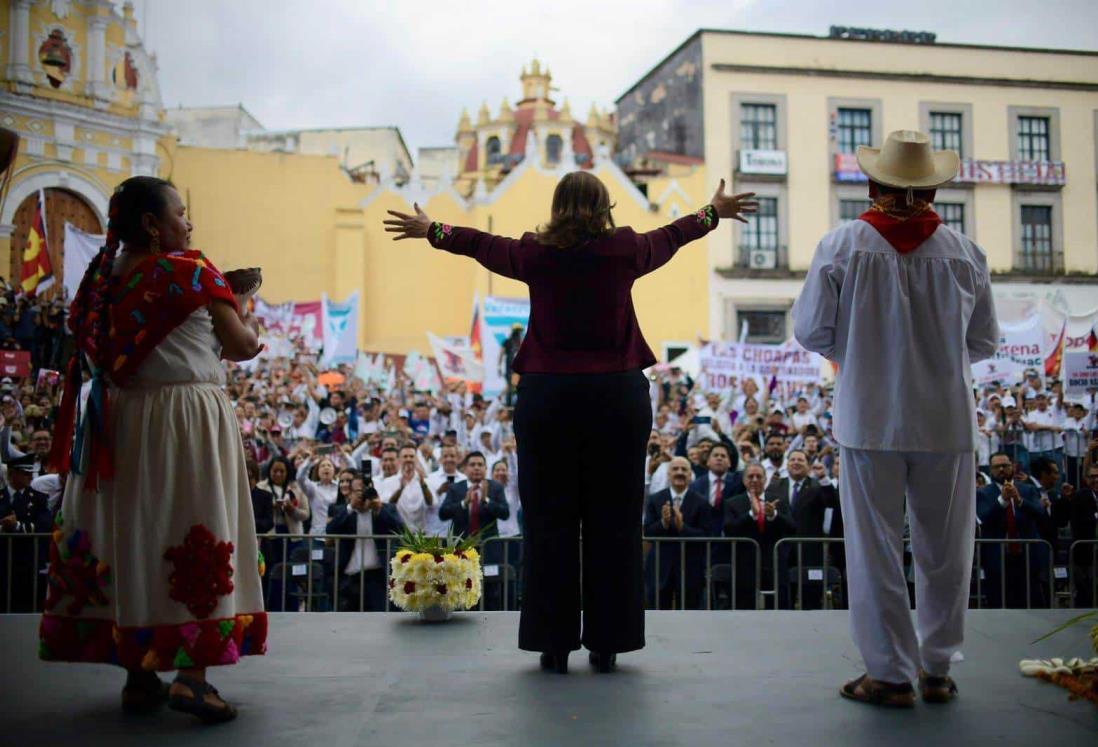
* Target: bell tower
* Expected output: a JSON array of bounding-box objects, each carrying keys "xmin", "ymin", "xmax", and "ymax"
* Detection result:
[{"xmin": 518, "ymin": 59, "xmax": 554, "ymax": 106}]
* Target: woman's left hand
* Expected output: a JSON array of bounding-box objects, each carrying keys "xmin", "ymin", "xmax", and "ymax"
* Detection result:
[{"xmin": 384, "ymin": 203, "xmax": 432, "ymax": 241}]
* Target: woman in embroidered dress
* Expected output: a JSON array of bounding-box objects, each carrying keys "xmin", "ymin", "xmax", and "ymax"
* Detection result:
[
  {"xmin": 385, "ymin": 172, "xmax": 756, "ymax": 673},
  {"xmin": 39, "ymin": 176, "xmax": 266, "ymax": 723}
]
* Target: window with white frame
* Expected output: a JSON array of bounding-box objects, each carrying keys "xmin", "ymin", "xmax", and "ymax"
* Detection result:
[
  {"xmin": 740, "ymin": 103, "xmax": 777, "ymax": 150},
  {"xmin": 929, "ymin": 112, "xmax": 964, "ymax": 157},
  {"xmin": 937, "ymin": 202, "xmax": 965, "ymax": 234},
  {"xmin": 1019, "ymin": 205, "xmax": 1057, "ymax": 272},
  {"xmin": 836, "ymin": 108, "xmax": 872, "ymax": 154},
  {"xmin": 1017, "ymin": 116, "xmax": 1051, "ymax": 161}
]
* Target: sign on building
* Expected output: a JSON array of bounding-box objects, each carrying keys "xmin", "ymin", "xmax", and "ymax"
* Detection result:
[{"xmin": 738, "ymin": 149, "xmax": 787, "ymax": 176}]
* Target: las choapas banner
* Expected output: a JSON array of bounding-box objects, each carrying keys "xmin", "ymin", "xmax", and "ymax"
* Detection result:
[{"xmin": 699, "ymin": 339, "xmax": 823, "ymax": 390}]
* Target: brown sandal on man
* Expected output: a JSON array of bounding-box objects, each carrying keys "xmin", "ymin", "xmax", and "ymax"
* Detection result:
[
  {"xmin": 919, "ymin": 671, "xmax": 958, "ymax": 704},
  {"xmin": 840, "ymin": 673, "xmax": 916, "ymax": 708}
]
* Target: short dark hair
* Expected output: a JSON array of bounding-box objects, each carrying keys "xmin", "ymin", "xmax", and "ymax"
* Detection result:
[
  {"xmin": 399, "ymin": 442, "xmax": 417, "ymax": 454},
  {"xmin": 765, "ymin": 433, "xmax": 785, "ymax": 446},
  {"xmin": 787, "ymin": 449, "xmax": 808, "ymax": 461},
  {"xmin": 380, "ymin": 446, "xmax": 399, "ymax": 457},
  {"xmin": 463, "ymin": 450, "xmax": 486, "ymax": 467},
  {"xmin": 989, "ymin": 451, "xmax": 1013, "ymax": 465},
  {"xmin": 1029, "ymin": 456, "xmax": 1057, "ymax": 480}
]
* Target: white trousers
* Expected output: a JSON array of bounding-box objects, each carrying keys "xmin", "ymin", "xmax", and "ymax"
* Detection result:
[{"xmin": 840, "ymin": 447, "xmax": 976, "ymax": 683}]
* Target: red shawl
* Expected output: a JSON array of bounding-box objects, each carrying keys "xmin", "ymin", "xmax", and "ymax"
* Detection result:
[{"xmin": 49, "ymin": 250, "xmax": 238, "ymax": 488}]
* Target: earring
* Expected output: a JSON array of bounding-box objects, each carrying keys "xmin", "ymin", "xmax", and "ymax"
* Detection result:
[{"xmin": 150, "ymin": 232, "xmax": 160, "ymax": 253}]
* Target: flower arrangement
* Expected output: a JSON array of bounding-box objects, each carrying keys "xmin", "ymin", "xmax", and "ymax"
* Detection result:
[
  {"xmin": 1020, "ymin": 611, "xmax": 1098, "ymax": 706},
  {"xmin": 387, "ymin": 527, "xmax": 485, "ymax": 617}
]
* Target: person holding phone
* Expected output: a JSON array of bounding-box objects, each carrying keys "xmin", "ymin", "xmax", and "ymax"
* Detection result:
[
  {"xmin": 385, "ymin": 171, "xmax": 755, "ymax": 673},
  {"xmin": 326, "ymin": 475, "xmax": 403, "ymax": 611}
]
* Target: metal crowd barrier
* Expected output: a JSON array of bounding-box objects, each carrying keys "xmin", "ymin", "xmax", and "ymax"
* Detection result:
[
  {"xmin": 3, "ymin": 532, "xmax": 1088, "ymax": 614},
  {"xmin": 772, "ymin": 538, "xmax": 846, "ymax": 611},
  {"xmin": 1067, "ymin": 540, "xmax": 1098, "ymax": 610},
  {"xmin": 644, "ymin": 537, "xmax": 762, "ymax": 611},
  {"xmin": 971, "ymin": 538, "xmax": 1054, "ymax": 610}
]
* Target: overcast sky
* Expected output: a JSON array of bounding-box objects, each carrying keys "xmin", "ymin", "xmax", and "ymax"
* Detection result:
[{"xmin": 132, "ymin": 0, "xmax": 1098, "ymax": 159}]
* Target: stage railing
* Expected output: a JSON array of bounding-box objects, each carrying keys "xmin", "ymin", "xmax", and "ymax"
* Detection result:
[{"xmin": 2, "ymin": 532, "xmax": 1085, "ymax": 613}]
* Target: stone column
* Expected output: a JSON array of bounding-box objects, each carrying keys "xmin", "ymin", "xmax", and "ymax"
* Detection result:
[
  {"xmin": 85, "ymin": 13, "xmax": 112, "ymax": 103},
  {"xmin": 6, "ymin": 0, "xmax": 35, "ymax": 90}
]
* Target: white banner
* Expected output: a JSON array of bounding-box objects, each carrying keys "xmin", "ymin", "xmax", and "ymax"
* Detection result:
[
  {"xmin": 971, "ymin": 358, "xmax": 1019, "ymax": 387},
  {"xmin": 62, "ymin": 223, "xmax": 103, "ymax": 299},
  {"xmin": 995, "ymin": 315, "xmax": 1047, "ymax": 371},
  {"xmin": 319, "ymin": 291, "xmax": 359, "ymax": 367},
  {"xmin": 699, "ymin": 340, "xmax": 823, "ymax": 391},
  {"xmin": 428, "ymin": 332, "xmax": 483, "ymax": 384},
  {"xmin": 482, "ymin": 296, "xmax": 530, "ymax": 398},
  {"xmin": 1063, "ymin": 351, "xmax": 1098, "ymax": 395}
]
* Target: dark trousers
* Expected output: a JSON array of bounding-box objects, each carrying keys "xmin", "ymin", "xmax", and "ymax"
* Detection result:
[{"xmin": 514, "ymin": 369, "xmax": 651, "ymax": 654}]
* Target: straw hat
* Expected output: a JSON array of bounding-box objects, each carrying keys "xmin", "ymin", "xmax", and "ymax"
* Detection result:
[{"xmin": 856, "ymin": 129, "xmax": 959, "ymax": 190}]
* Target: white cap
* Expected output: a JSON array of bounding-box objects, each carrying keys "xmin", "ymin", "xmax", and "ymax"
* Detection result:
[{"xmin": 1001, "ymin": 395, "xmax": 1017, "ymax": 408}]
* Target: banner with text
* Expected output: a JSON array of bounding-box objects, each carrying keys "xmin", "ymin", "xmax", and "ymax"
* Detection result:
[
  {"xmin": 699, "ymin": 340, "xmax": 823, "ymax": 391},
  {"xmin": 1063, "ymin": 351, "xmax": 1098, "ymax": 395}
]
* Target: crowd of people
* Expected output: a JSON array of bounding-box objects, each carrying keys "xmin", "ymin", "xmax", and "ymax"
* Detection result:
[{"xmin": 0, "ymin": 295, "xmax": 1096, "ymax": 614}]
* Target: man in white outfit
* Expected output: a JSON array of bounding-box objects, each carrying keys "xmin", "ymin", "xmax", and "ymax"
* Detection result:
[{"xmin": 792, "ymin": 130, "xmax": 999, "ymax": 707}]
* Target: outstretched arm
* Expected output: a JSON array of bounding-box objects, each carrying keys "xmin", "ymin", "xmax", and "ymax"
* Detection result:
[
  {"xmin": 384, "ymin": 203, "xmax": 527, "ymax": 281},
  {"xmin": 633, "ymin": 180, "xmax": 757, "ymax": 277}
]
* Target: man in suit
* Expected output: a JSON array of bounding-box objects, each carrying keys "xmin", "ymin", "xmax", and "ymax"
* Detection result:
[
  {"xmin": 723, "ymin": 462, "xmax": 796, "ymax": 610},
  {"xmin": 977, "ymin": 452, "xmax": 1050, "ymax": 609},
  {"xmin": 689, "ymin": 443, "xmax": 744, "ymax": 539},
  {"xmin": 1028, "ymin": 456, "xmax": 1064, "ymax": 553},
  {"xmin": 788, "ymin": 458, "xmax": 846, "ymax": 610},
  {"xmin": 0, "ymin": 453, "xmax": 53, "ymax": 612},
  {"xmin": 1054, "ymin": 464, "xmax": 1098, "ymax": 607},
  {"xmin": 440, "ymin": 451, "xmax": 510, "ymax": 609},
  {"xmin": 326, "ymin": 474, "xmax": 403, "ymax": 611},
  {"xmin": 764, "ymin": 448, "xmax": 815, "ymax": 608},
  {"xmin": 644, "ymin": 457, "xmax": 707, "ymax": 609}
]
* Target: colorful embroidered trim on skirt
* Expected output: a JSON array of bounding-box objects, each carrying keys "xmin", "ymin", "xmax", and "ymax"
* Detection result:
[{"xmin": 38, "ymin": 612, "xmax": 268, "ymax": 671}]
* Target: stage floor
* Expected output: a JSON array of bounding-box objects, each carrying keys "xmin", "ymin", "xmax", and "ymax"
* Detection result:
[{"xmin": 1, "ymin": 611, "xmax": 1095, "ymax": 745}]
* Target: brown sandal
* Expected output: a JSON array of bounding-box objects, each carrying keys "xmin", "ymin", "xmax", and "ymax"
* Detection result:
[
  {"xmin": 919, "ymin": 671, "xmax": 958, "ymax": 704},
  {"xmin": 840, "ymin": 673, "xmax": 916, "ymax": 708}
]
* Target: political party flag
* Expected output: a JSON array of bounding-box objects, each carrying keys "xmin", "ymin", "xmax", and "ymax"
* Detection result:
[
  {"xmin": 468, "ymin": 292, "xmax": 483, "ymax": 394},
  {"xmin": 319, "ymin": 291, "xmax": 359, "ymax": 367},
  {"xmin": 62, "ymin": 222, "xmax": 102, "ymax": 299},
  {"xmin": 428, "ymin": 332, "xmax": 484, "ymax": 384},
  {"xmin": 21, "ymin": 189, "xmax": 54, "ymax": 296},
  {"xmin": 1087, "ymin": 323, "xmax": 1098, "ymax": 353},
  {"xmin": 1045, "ymin": 321, "xmax": 1066, "ymax": 378}
]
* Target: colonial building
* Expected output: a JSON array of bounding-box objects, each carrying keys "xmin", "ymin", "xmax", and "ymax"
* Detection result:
[
  {"xmin": 454, "ymin": 60, "xmax": 616, "ymax": 197},
  {"xmin": 1, "ymin": 0, "xmax": 169, "ymax": 281},
  {"xmin": 616, "ymin": 27, "xmax": 1098, "ymax": 345}
]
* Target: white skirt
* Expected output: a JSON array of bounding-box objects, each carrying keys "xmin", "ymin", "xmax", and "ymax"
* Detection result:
[{"xmin": 39, "ymin": 382, "xmax": 267, "ymax": 671}]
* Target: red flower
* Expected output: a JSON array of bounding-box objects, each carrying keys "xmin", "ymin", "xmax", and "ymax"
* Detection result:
[
  {"xmin": 400, "ymin": 554, "xmax": 411, "ymax": 564},
  {"xmin": 465, "ymin": 578, "xmax": 473, "ymax": 590},
  {"xmin": 433, "ymin": 554, "xmax": 444, "ymax": 564},
  {"xmin": 389, "ymin": 578, "xmax": 395, "ymax": 588},
  {"xmin": 436, "ymin": 584, "xmax": 448, "ymax": 595},
  {"xmin": 163, "ymin": 525, "xmax": 235, "ymax": 619},
  {"xmin": 403, "ymin": 581, "xmax": 416, "ymax": 594}
]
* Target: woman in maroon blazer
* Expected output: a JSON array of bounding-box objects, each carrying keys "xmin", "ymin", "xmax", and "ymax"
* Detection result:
[{"xmin": 385, "ymin": 172, "xmax": 755, "ymax": 673}]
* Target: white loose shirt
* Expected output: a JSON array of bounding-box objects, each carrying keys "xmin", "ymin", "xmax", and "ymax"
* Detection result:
[
  {"xmin": 426, "ymin": 468, "xmax": 468, "ymax": 535},
  {"xmin": 378, "ymin": 473, "xmax": 430, "ymax": 532},
  {"xmin": 1023, "ymin": 408, "xmax": 1058, "ymax": 453},
  {"xmin": 792, "ymin": 220, "xmax": 999, "ymax": 452}
]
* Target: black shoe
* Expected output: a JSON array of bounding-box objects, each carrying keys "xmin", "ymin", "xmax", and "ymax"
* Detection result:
[
  {"xmin": 589, "ymin": 651, "xmax": 617, "ymax": 673},
  {"xmin": 539, "ymin": 651, "xmax": 569, "ymax": 674}
]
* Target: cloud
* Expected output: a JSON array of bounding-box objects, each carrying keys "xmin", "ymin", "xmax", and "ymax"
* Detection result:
[{"xmin": 136, "ymin": 0, "xmax": 1097, "ymax": 157}]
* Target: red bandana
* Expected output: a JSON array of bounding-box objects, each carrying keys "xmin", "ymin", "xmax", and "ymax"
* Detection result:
[{"xmin": 858, "ymin": 209, "xmax": 942, "ymax": 254}]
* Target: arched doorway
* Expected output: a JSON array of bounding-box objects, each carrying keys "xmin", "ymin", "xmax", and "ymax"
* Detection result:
[{"xmin": 9, "ymin": 188, "xmax": 102, "ymax": 294}]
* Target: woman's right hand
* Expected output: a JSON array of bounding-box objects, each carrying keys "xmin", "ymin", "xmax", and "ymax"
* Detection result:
[{"xmin": 710, "ymin": 179, "xmax": 758, "ymax": 224}]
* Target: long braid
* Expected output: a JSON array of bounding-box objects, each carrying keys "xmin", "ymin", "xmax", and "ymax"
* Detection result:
[{"xmin": 50, "ymin": 177, "xmax": 169, "ymax": 480}]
